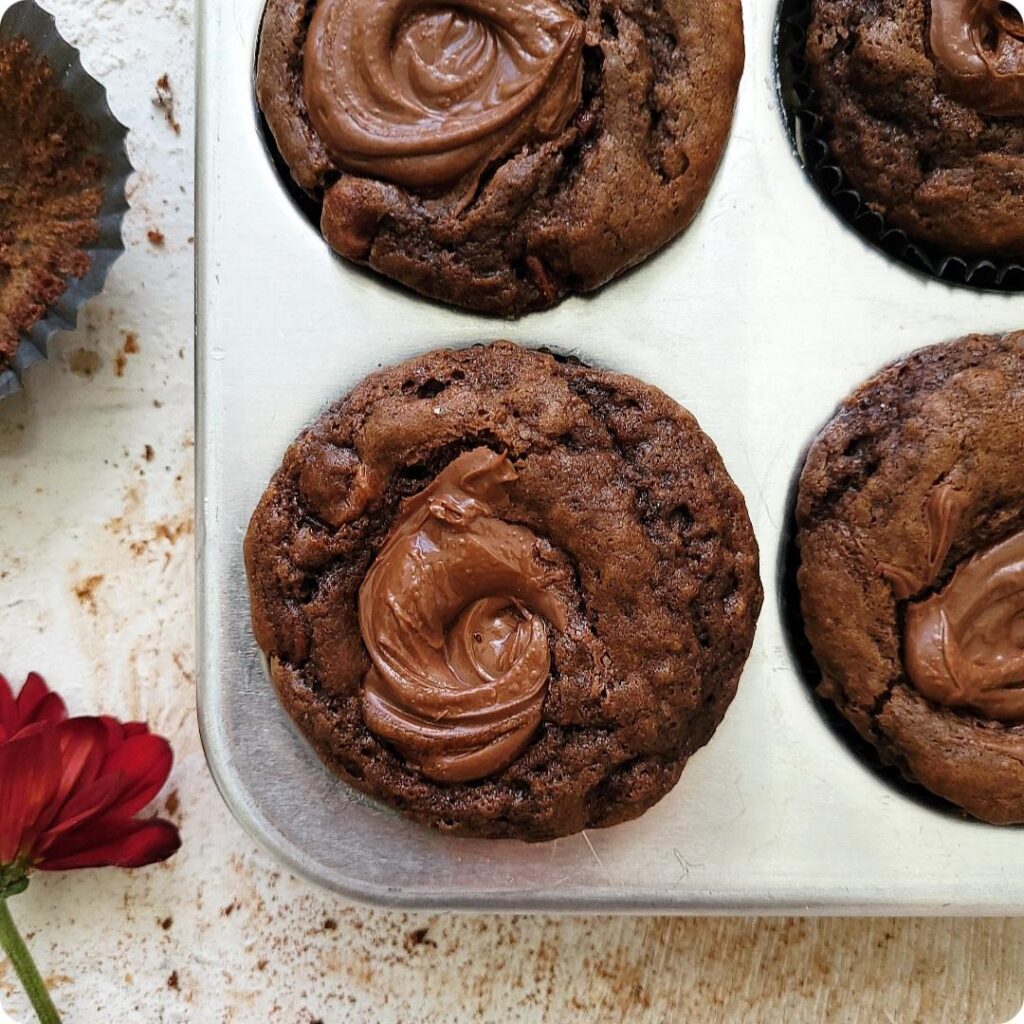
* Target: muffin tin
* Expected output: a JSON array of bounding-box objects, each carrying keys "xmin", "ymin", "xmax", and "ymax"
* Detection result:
[{"xmin": 197, "ymin": 0, "xmax": 1024, "ymax": 912}]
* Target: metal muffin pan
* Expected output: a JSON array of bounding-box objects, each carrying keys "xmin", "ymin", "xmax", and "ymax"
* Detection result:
[{"xmin": 196, "ymin": 0, "xmax": 1024, "ymax": 912}]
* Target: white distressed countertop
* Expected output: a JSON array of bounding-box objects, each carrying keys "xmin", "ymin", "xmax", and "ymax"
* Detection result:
[{"xmin": 0, "ymin": 1, "xmax": 1022, "ymax": 1021}]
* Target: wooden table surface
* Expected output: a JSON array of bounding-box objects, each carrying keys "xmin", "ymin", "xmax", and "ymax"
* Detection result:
[{"xmin": 0, "ymin": 1, "xmax": 1021, "ymax": 1020}]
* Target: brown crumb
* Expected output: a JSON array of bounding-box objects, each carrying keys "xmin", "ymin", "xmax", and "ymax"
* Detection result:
[
  {"xmin": 404, "ymin": 927, "xmax": 437, "ymax": 953},
  {"xmin": 154, "ymin": 75, "xmax": 180, "ymax": 135},
  {"xmin": 67, "ymin": 349, "xmax": 100, "ymax": 378},
  {"xmin": 160, "ymin": 917, "xmax": 173, "ymax": 931},
  {"xmin": 323, "ymin": 919, "xmax": 337, "ymax": 931},
  {"xmin": 143, "ymin": 444, "xmax": 155, "ymax": 462},
  {"xmin": 114, "ymin": 333, "xmax": 140, "ymax": 377},
  {"xmin": 73, "ymin": 575, "xmax": 104, "ymax": 615},
  {"xmin": 147, "ymin": 228, "xmax": 165, "ymax": 246},
  {"xmin": 166, "ymin": 971, "xmax": 179, "ymax": 991},
  {"xmin": 256, "ymin": 958, "xmax": 268, "ymax": 971},
  {"xmin": 221, "ymin": 901, "xmax": 238, "ymax": 917},
  {"xmin": 164, "ymin": 788, "xmax": 179, "ymax": 816}
]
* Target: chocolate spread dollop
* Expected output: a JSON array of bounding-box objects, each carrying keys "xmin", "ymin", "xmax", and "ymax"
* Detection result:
[
  {"xmin": 358, "ymin": 447, "xmax": 569, "ymax": 782},
  {"xmin": 879, "ymin": 484, "xmax": 1024, "ymax": 721},
  {"xmin": 303, "ymin": 0, "xmax": 585, "ymax": 190},
  {"xmin": 904, "ymin": 528, "xmax": 1024, "ymax": 722},
  {"xmin": 930, "ymin": 0, "xmax": 1024, "ymax": 116}
]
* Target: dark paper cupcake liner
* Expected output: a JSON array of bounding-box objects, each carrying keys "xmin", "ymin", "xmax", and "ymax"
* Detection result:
[
  {"xmin": 0, "ymin": 0, "xmax": 132, "ymax": 398},
  {"xmin": 775, "ymin": 0, "xmax": 1024, "ymax": 293},
  {"xmin": 776, "ymin": 431, "xmax": 968, "ymax": 821}
]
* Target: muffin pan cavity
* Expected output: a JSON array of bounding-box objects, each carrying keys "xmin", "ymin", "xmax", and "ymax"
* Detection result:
[{"xmin": 776, "ymin": 0, "xmax": 1024, "ymax": 293}]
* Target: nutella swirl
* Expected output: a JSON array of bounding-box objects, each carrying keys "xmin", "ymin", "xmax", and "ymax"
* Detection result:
[
  {"xmin": 879, "ymin": 484, "xmax": 1024, "ymax": 721},
  {"xmin": 878, "ymin": 484, "xmax": 969, "ymax": 600},
  {"xmin": 904, "ymin": 529, "xmax": 1024, "ymax": 722},
  {"xmin": 303, "ymin": 0, "xmax": 585, "ymax": 190},
  {"xmin": 358, "ymin": 448, "xmax": 569, "ymax": 783},
  {"xmin": 930, "ymin": 0, "xmax": 1024, "ymax": 116}
]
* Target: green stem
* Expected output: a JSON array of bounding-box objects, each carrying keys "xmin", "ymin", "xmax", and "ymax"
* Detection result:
[{"xmin": 0, "ymin": 894, "xmax": 61, "ymax": 1024}]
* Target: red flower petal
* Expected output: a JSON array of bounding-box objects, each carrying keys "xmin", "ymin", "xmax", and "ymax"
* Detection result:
[
  {"xmin": 14, "ymin": 673, "xmax": 47, "ymax": 718},
  {"xmin": 100, "ymin": 734, "xmax": 173, "ymax": 818},
  {"xmin": 62, "ymin": 717, "xmax": 107, "ymax": 769},
  {"xmin": 97, "ymin": 718, "xmax": 151, "ymax": 750},
  {"xmin": 27, "ymin": 693, "xmax": 68, "ymax": 730},
  {"xmin": 0, "ymin": 726, "xmax": 62, "ymax": 864},
  {"xmin": 0, "ymin": 675, "xmax": 16, "ymax": 741},
  {"xmin": 52, "ymin": 719, "xmax": 107, "ymax": 805},
  {"xmin": 0, "ymin": 672, "xmax": 181, "ymax": 874},
  {"xmin": 18, "ymin": 720, "xmax": 110, "ymax": 852},
  {"xmin": 16, "ymin": 673, "xmax": 66, "ymax": 727},
  {"xmin": 98, "ymin": 716, "xmax": 125, "ymax": 751},
  {"xmin": 37, "ymin": 772, "xmax": 125, "ymax": 850},
  {"xmin": 39, "ymin": 816, "xmax": 180, "ymax": 870}
]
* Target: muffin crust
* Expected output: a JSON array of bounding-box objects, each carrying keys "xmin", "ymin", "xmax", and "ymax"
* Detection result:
[
  {"xmin": 806, "ymin": 0, "xmax": 1024, "ymax": 258},
  {"xmin": 796, "ymin": 332, "xmax": 1024, "ymax": 823},
  {"xmin": 246, "ymin": 342, "xmax": 762, "ymax": 840},
  {"xmin": 256, "ymin": 0, "xmax": 744, "ymax": 316}
]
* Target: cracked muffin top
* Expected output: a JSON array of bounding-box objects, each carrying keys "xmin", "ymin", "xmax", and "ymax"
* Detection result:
[
  {"xmin": 0, "ymin": 37, "xmax": 106, "ymax": 368},
  {"xmin": 255, "ymin": 0, "xmax": 744, "ymax": 316},
  {"xmin": 244, "ymin": 342, "xmax": 762, "ymax": 840},
  {"xmin": 796, "ymin": 331, "xmax": 1024, "ymax": 824},
  {"xmin": 806, "ymin": 0, "xmax": 1024, "ymax": 260}
]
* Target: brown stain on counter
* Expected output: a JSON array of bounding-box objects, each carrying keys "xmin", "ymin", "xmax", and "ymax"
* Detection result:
[
  {"xmin": 114, "ymin": 332, "xmax": 140, "ymax": 377},
  {"xmin": 154, "ymin": 518, "xmax": 192, "ymax": 545},
  {"xmin": 66, "ymin": 348, "xmax": 100, "ymax": 377},
  {"xmin": 72, "ymin": 574, "xmax": 104, "ymax": 614},
  {"xmin": 224, "ymin": 900, "xmax": 1024, "ymax": 1023},
  {"xmin": 101, "ymin": 481, "xmax": 193, "ymax": 561},
  {"xmin": 60, "ymin": 459, "xmax": 197, "ymax": 741}
]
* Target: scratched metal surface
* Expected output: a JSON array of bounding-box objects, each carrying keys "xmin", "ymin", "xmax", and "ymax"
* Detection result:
[
  {"xmin": 196, "ymin": 0, "xmax": 1024, "ymax": 913},
  {"xmin": 2, "ymin": 0, "xmax": 1024, "ymax": 1020}
]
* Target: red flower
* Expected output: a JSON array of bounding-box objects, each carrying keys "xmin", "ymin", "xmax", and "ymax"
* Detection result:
[{"xmin": 0, "ymin": 672, "xmax": 180, "ymax": 878}]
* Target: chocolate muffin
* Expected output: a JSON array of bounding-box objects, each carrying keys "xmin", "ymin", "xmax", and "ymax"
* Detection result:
[
  {"xmin": 245, "ymin": 342, "xmax": 762, "ymax": 840},
  {"xmin": 256, "ymin": 0, "xmax": 744, "ymax": 316},
  {"xmin": 796, "ymin": 331, "xmax": 1024, "ymax": 824},
  {"xmin": 0, "ymin": 37, "xmax": 106, "ymax": 369},
  {"xmin": 805, "ymin": 0, "xmax": 1024, "ymax": 259}
]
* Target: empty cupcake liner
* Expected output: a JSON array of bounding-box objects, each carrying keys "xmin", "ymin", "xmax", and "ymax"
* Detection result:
[
  {"xmin": 0, "ymin": 0, "xmax": 132, "ymax": 398},
  {"xmin": 775, "ymin": 0, "xmax": 1024, "ymax": 293}
]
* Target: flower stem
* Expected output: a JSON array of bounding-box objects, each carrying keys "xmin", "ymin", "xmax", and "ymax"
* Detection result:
[{"xmin": 0, "ymin": 895, "xmax": 61, "ymax": 1024}]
